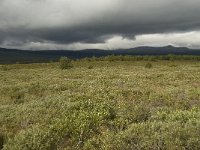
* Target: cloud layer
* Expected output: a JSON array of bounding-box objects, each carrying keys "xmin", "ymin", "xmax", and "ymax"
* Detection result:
[{"xmin": 1, "ymin": 0, "xmax": 200, "ymax": 49}]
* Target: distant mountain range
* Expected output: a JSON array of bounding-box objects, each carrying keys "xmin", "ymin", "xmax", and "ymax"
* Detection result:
[{"xmin": 1, "ymin": 45, "xmax": 200, "ymax": 64}]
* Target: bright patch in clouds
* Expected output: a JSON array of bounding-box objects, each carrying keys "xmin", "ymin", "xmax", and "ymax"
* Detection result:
[{"xmin": 4, "ymin": 31, "xmax": 200, "ymax": 50}]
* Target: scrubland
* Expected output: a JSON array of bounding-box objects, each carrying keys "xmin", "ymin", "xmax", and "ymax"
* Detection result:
[{"xmin": 1, "ymin": 60, "xmax": 200, "ymax": 149}]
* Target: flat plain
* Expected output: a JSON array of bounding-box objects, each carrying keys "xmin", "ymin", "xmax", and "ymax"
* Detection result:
[{"xmin": 1, "ymin": 60, "xmax": 200, "ymax": 149}]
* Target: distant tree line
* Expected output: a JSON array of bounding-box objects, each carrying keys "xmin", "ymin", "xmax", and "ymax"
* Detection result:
[{"xmin": 79, "ymin": 54, "xmax": 200, "ymax": 61}]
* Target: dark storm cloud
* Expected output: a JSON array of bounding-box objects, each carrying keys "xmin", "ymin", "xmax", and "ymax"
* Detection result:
[{"xmin": 0, "ymin": 0, "xmax": 200, "ymax": 48}]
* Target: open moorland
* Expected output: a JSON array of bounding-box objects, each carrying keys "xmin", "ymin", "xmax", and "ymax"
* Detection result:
[{"xmin": 1, "ymin": 59, "xmax": 200, "ymax": 149}]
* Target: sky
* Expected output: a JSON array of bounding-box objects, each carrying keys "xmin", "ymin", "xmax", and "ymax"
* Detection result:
[{"xmin": 0, "ymin": 0, "xmax": 200, "ymax": 50}]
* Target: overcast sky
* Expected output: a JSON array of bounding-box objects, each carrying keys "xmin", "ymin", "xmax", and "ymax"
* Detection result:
[{"xmin": 0, "ymin": 0, "xmax": 200, "ymax": 50}]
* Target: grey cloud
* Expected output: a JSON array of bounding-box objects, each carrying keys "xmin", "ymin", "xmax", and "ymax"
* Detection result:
[{"xmin": 0, "ymin": 0, "xmax": 200, "ymax": 49}]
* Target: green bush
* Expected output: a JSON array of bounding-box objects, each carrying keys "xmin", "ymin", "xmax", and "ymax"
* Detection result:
[
  {"xmin": 9, "ymin": 88, "xmax": 25, "ymax": 104},
  {"xmin": 0, "ymin": 65, "xmax": 10, "ymax": 71},
  {"xmin": 88, "ymin": 65, "xmax": 94, "ymax": 69},
  {"xmin": 145, "ymin": 63, "xmax": 153, "ymax": 68},
  {"xmin": 0, "ymin": 133, "xmax": 4, "ymax": 150},
  {"xmin": 59, "ymin": 57, "xmax": 73, "ymax": 70},
  {"xmin": 28, "ymin": 83, "xmax": 45, "ymax": 97}
]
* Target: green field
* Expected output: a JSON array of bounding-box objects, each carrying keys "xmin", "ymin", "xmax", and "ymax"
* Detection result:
[{"xmin": 1, "ymin": 60, "xmax": 200, "ymax": 149}]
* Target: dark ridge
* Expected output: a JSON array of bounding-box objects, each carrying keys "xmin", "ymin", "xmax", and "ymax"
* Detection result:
[{"xmin": 1, "ymin": 46, "xmax": 200, "ymax": 64}]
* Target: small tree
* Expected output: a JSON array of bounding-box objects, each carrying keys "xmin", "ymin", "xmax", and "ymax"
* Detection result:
[{"xmin": 59, "ymin": 57, "xmax": 73, "ymax": 70}]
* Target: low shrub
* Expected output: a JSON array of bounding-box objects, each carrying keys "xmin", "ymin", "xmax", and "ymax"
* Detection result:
[
  {"xmin": 145, "ymin": 63, "xmax": 153, "ymax": 68},
  {"xmin": 59, "ymin": 57, "xmax": 73, "ymax": 70},
  {"xmin": 28, "ymin": 83, "xmax": 45, "ymax": 97},
  {"xmin": 88, "ymin": 65, "xmax": 94, "ymax": 69},
  {"xmin": 0, "ymin": 133, "xmax": 4, "ymax": 150},
  {"xmin": 10, "ymin": 88, "xmax": 25, "ymax": 104},
  {"xmin": 0, "ymin": 65, "xmax": 10, "ymax": 71}
]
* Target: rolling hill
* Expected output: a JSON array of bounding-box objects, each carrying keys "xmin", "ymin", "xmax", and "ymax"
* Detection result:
[{"xmin": 1, "ymin": 45, "xmax": 200, "ymax": 64}]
